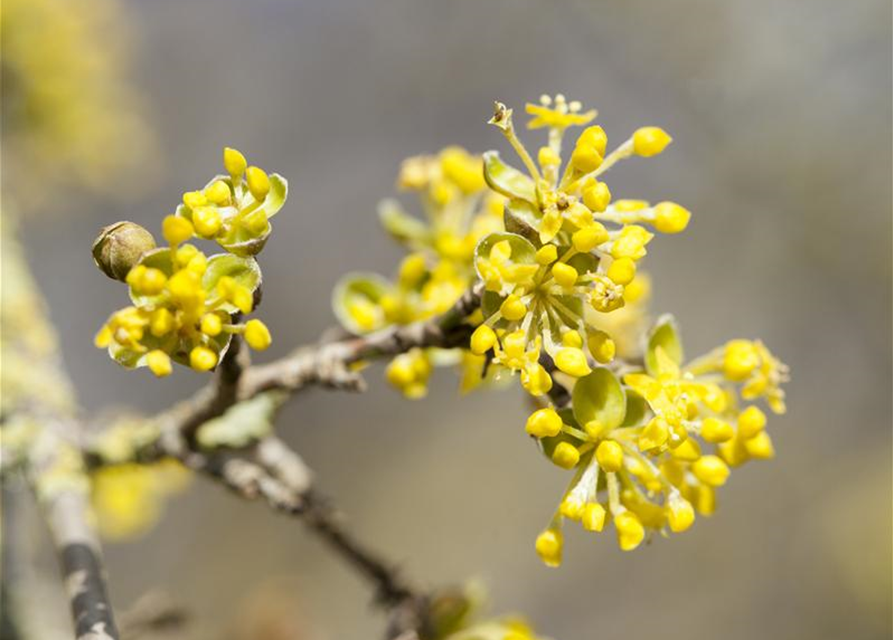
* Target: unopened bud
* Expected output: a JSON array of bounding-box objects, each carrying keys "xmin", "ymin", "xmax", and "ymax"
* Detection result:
[{"xmin": 92, "ymin": 221, "xmax": 156, "ymax": 281}]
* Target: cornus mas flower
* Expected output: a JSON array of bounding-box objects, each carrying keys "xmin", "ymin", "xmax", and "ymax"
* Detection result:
[
  {"xmin": 529, "ymin": 316, "xmax": 787, "ymax": 565},
  {"xmin": 93, "ymin": 148, "xmax": 284, "ymax": 375},
  {"xmin": 460, "ymin": 96, "xmax": 787, "ymax": 564},
  {"xmin": 333, "ymin": 147, "xmax": 504, "ymax": 397},
  {"xmin": 468, "ymin": 96, "xmax": 687, "ymax": 389},
  {"xmin": 324, "ymin": 95, "xmax": 789, "ymax": 564},
  {"xmin": 177, "ymin": 147, "xmax": 288, "ymax": 255}
]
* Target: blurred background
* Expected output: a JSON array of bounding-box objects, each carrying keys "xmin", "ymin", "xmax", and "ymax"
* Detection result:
[{"xmin": 2, "ymin": 0, "xmax": 891, "ymax": 638}]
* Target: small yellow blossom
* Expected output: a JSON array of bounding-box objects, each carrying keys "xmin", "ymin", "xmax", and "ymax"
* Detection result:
[{"xmin": 632, "ymin": 127, "xmax": 672, "ymax": 157}]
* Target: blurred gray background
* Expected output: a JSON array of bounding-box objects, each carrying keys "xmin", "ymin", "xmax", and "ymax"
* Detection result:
[{"xmin": 11, "ymin": 0, "xmax": 892, "ymax": 638}]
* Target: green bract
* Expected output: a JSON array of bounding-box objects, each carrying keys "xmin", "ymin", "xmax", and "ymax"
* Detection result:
[
  {"xmin": 202, "ymin": 254, "xmax": 263, "ymax": 314},
  {"xmin": 331, "ymin": 272, "xmax": 391, "ymax": 334},
  {"xmin": 571, "ymin": 367, "xmax": 627, "ymax": 432},
  {"xmin": 176, "ymin": 173, "xmax": 288, "ymax": 256},
  {"xmin": 503, "ymin": 198, "xmax": 541, "ymax": 244},
  {"xmin": 644, "ymin": 313, "xmax": 683, "ymax": 376},
  {"xmin": 377, "ymin": 198, "xmax": 429, "ymax": 246},
  {"xmin": 482, "ymin": 151, "xmax": 536, "ymax": 202}
]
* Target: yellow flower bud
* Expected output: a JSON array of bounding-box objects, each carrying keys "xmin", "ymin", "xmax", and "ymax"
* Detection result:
[
  {"xmin": 189, "ymin": 346, "xmax": 218, "ymax": 372},
  {"xmin": 175, "ymin": 243, "xmax": 199, "ymax": 266},
  {"xmin": 200, "ymin": 313, "xmax": 223, "ymax": 337},
  {"xmin": 398, "ymin": 253, "xmax": 427, "ymax": 288},
  {"xmin": 168, "ymin": 270, "xmax": 204, "ymax": 308},
  {"xmin": 132, "ymin": 267, "xmax": 167, "ymax": 295},
  {"xmin": 607, "ymin": 257, "xmax": 636, "ymax": 285},
  {"xmin": 246, "ymin": 166, "xmax": 271, "ymax": 201},
  {"xmin": 502, "ymin": 330, "xmax": 527, "ymax": 360},
  {"xmin": 538, "ymin": 146, "xmax": 560, "ymax": 167},
  {"xmin": 611, "ymin": 225, "xmax": 653, "ymax": 261},
  {"xmin": 217, "ymin": 277, "xmax": 253, "ymax": 314},
  {"xmin": 94, "ymin": 325, "xmax": 112, "ymax": 348},
  {"xmin": 632, "ymin": 127, "xmax": 672, "ymax": 157},
  {"xmin": 193, "ymin": 207, "xmax": 222, "ymax": 238},
  {"xmin": 146, "ymin": 350, "xmax": 172, "ymax": 377},
  {"xmin": 439, "ymin": 146, "xmax": 484, "ymax": 193},
  {"xmin": 149, "ymin": 308, "xmax": 176, "ymax": 337},
  {"xmin": 596, "ymin": 440, "xmax": 624, "ymax": 472},
  {"xmin": 242, "ymin": 209, "xmax": 270, "ymax": 236},
  {"xmin": 386, "ymin": 356, "xmax": 415, "ymax": 389},
  {"xmin": 500, "ymin": 294, "xmax": 528, "ymax": 321},
  {"xmin": 578, "ymin": 125, "xmax": 608, "ymax": 156},
  {"xmin": 535, "ymin": 528, "xmax": 563, "ymax": 567},
  {"xmin": 667, "ymin": 495, "xmax": 695, "ymax": 533},
  {"xmin": 244, "ymin": 319, "xmax": 272, "ymax": 351},
  {"xmin": 223, "ymin": 147, "xmax": 247, "ymax": 178},
  {"xmin": 125, "ymin": 265, "xmax": 145, "ymax": 288},
  {"xmin": 701, "ymin": 417, "xmax": 734, "ymax": 443},
  {"xmin": 470, "ymin": 325, "xmax": 497, "ymax": 355},
  {"xmin": 743, "ymin": 431, "xmax": 775, "ymax": 459},
  {"xmin": 348, "ymin": 299, "xmax": 380, "ymax": 332},
  {"xmin": 582, "ymin": 503, "xmax": 607, "ymax": 532},
  {"xmin": 572, "ymin": 222, "xmax": 609, "ymax": 252},
  {"xmin": 570, "ymin": 144, "xmax": 603, "ymax": 174},
  {"xmin": 162, "ymin": 215, "xmax": 194, "ymax": 246},
  {"xmin": 183, "ymin": 190, "xmax": 207, "ymax": 209},
  {"xmin": 614, "ymin": 511, "xmax": 645, "ymax": 551},
  {"xmin": 561, "ymin": 330, "xmax": 583, "ymax": 349},
  {"xmin": 692, "ymin": 455, "xmax": 731, "ymax": 487},
  {"xmin": 623, "ymin": 273, "xmax": 650, "ymax": 303},
  {"xmin": 587, "ymin": 330, "xmax": 616, "ymax": 364},
  {"xmin": 738, "ymin": 406, "xmax": 767, "ymax": 439},
  {"xmin": 204, "ymin": 180, "xmax": 231, "ymax": 206},
  {"xmin": 653, "ymin": 201, "xmax": 691, "ymax": 234},
  {"xmin": 186, "ymin": 252, "xmax": 208, "ymax": 275},
  {"xmin": 521, "ymin": 362, "xmax": 553, "ymax": 397},
  {"xmin": 551, "ymin": 442, "xmax": 581, "ymax": 469},
  {"xmin": 560, "ymin": 497, "xmax": 585, "ymax": 520},
  {"xmin": 554, "ymin": 347, "xmax": 591, "ymax": 378},
  {"xmin": 551, "ymin": 262, "xmax": 579, "ymax": 288},
  {"xmin": 526, "ymin": 408, "xmax": 563, "ymax": 438},
  {"xmin": 723, "ymin": 339, "xmax": 759, "ymax": 381},
  {"xmin": 535, "ymin": 244, "xmax": 558, "ymax": 265},
  {"xmin": 582, "ymin": 181, "xmax": 611, "ymax": 213}
]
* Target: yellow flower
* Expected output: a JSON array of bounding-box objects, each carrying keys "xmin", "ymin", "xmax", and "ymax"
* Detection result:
[
  {"xmin": 525, "ymin": 94, "xmax": 596, "ymax": 130},
  {"xmin": 522, "ymin": 316, "xmax": 787, "ymax": 564},
  {"xmin": 96, "ymin": 203, "xmax": 273, "ymax": 374},
  {"xmin": 385, "ymin": 349, "xmax": 432, "ymax": 398}
]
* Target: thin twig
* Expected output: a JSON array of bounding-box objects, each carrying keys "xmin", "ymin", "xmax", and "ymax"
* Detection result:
[
  {"xmin": 148, "ymin": 433, "xmax": 421, "ymax": 614},
  {"xmin": 154, "ymin": 284, "xmax": 482, "ymax": 446},
  {"xmin": 28, "ymin": 423, "xmax": 120, "ymax": 640}
]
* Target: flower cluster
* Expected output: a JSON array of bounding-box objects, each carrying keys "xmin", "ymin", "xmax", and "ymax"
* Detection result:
[
  {"xmin": 529, "ymin": 317, "xmax": 788, "ymax": 565},
  {"xmin": 333, "ymin": 147, "xmax": 504, "ymax": 396},
  {"xmin": 327, "ymin": 95, "xmax": 789, "ymax": 565},
  {"xmin": 468, "ymin": 95, "xmax": 687, "ymax": 391},
  {"xmin": 93, "ymin": 148, "xmax": 286, "ymax": 375},
  {"xmin": 456, "ymin": 95, "xmax": 788, "ymax": 564}
]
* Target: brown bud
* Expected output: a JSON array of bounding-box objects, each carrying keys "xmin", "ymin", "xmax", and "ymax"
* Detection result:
[{"xmin": 92, "ymin": 221, "xmax": 156, "ymax": 281}]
